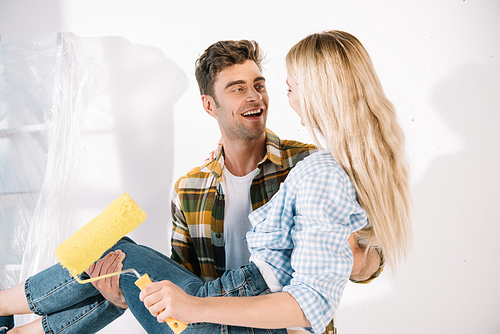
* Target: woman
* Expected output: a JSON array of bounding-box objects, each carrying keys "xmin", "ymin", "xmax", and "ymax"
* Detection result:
[{"xmin": 0, "ymin": 30, "xmax": 411, "ymax": 334}]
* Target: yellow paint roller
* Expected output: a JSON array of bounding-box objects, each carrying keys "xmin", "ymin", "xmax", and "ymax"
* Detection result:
[{"xmin": 55, "ymin": 193, "xmax": 187, "ymax": 334}]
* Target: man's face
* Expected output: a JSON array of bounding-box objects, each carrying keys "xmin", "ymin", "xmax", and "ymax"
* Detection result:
[{"xmin": 208, "ymin": 60, "xmax": 269, "ymax": 142}]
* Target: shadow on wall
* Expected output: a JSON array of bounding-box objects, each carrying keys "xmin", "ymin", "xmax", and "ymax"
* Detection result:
[
  {"xmin": 0, "ymin": 0, "xmax": 62, "ymax": 42},
  {"xmin": 70, "ymin": 37, "xmax": 188, "ymax": 256},
  {"xmin": 338, "ymin": 63, "xmax": 500, "ymax": 333}
]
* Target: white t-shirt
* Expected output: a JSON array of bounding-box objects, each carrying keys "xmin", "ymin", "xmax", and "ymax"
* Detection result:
[
  {"xmin": 223, "ymin": 168, "xmax": 307, "ymax": 332},
  {"xmin": 221, "ymin": 167, "xmax": 259, "ymax": 270}
]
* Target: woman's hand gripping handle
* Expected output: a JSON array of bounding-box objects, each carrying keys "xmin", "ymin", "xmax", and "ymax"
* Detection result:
[{"xmin": 135, "ymin": 274, "xmax": 188, "ymax": 334}]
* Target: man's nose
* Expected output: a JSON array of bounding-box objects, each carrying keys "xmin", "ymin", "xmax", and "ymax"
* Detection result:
[{"xmin": 246, "ymin": 88, "xmax": 262, "ymax": 102}]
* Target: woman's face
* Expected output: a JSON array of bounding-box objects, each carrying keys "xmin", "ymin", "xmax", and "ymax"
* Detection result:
[{"xmin": 286, "ymin": 74, "xmax": 304, "ymax": 125}]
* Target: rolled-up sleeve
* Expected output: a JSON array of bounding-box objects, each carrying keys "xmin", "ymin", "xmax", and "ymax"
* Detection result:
[{"xmin": 284, "ymin": 166, "xmax": 367, "ymax": 333}]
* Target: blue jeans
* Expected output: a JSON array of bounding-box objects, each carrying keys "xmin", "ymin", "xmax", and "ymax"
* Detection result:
[{"xmin": 25, "ymin": 237, "xmax": 287, "ymax": 334}]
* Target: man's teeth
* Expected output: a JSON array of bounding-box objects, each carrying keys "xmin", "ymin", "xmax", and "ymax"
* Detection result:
[{"xmin": 242, "ymin": 109, "xmax": 262, "ymax": 116}]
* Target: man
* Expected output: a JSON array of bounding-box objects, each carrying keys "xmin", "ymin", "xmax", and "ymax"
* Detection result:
[{"xmin": 170, "ymin": 39, "xmax": 319, "ymax": 281}]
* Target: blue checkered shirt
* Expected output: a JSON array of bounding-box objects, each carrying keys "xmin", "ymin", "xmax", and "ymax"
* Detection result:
[{"xmin": 246, "ymin": 150, "xmax": 368, "ymax": 333}]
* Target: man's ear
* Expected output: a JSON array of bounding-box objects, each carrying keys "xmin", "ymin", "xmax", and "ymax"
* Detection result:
[{"xmin": 202, "ymin": 95, "xmax": 216, "ymax": 117}]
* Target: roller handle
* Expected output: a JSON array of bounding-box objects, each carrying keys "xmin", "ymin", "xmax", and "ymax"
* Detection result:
[{"xmin": 135, "ymin": 273, "xmax": 187, "ymax": 334}]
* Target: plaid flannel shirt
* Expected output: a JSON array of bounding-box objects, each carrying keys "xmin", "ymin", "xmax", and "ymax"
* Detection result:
[{"xmin": 171, "ymin": 128, "xmax": 317, "ymax": 281}]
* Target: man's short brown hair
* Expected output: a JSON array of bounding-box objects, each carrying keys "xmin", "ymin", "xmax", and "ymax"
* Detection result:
[{"xmin": 195, "ymin": 40, "xmax": 264, "ymax": 101}]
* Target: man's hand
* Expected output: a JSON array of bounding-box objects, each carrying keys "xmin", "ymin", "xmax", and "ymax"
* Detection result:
[
  {"xmin": 204, "ymin": 138, "xmax": 223, "ymax": 162},
  {"xmin": 348, "ymin": 233, "xmax": 381, "ymax": 282},
  {"xmin": 86, "ymin": 250, "xmax": 129, "ymax": 309}
]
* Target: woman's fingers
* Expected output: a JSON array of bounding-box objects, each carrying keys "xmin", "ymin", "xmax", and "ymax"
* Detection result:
[{"xmin": 140, "ymin": 280, "xmax": 197, "ymax": 324}]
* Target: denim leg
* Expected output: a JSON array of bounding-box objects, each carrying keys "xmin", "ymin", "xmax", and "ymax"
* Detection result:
[
  {"xmin": 25, "ymin": 258, "xmax": 125, "ymax": 333},
  {"xmin": 115, "ymin": 238, "xmax": 217, "ymax": 333},
  {"xmin": 115, "ymin": 238, "xmax": 286, "ymax": 334},
  {"xmin": 40, "ymin": 296, "xmax": 124, "ymax": 334},
  {"xmin": 214, "ymin": 264, "xmax": 287, "ymax": 334},
  {"xmin": 26, "ymin": 263, "xmax": 99, "ymax": 314}
]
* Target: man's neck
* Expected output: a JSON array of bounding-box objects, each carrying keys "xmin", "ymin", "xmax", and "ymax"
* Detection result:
[{"xmin": 222, "ymin": 134, "xmax": 267, "ymax": 176}]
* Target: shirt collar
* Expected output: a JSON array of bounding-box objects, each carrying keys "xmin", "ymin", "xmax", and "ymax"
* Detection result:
[
  {"xmin": 201, "ymin": 128, "xmax": 284, "ymax": 180},
  {"xmin": 259, "ymin": 128, "xmax": 283, "ymax": 168}
]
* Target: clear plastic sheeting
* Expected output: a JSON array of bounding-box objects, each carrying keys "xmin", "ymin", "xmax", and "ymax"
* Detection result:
[{"xmin": 0, "ymin": 32, "xmax": 102, "ymax": 289}]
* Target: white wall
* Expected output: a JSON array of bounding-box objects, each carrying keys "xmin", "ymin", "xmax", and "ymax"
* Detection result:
[{"xmin": 1, "ymin": 0, "xmax": 499, "ymax": 333}]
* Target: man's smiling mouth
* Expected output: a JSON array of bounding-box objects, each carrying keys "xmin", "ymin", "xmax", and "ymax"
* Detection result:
[{"xmin": 242, "ymin": 108, "xmax": 263, "ymax": 117}]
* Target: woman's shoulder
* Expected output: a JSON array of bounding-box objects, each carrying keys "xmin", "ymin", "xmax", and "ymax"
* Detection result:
[
  {"xmin": 284, "ymin": 150, "xmax": 356, "ymax": 197},
  {"xmin": 290, "ymin": 149, "xmax": 344, "ymax": 177}
]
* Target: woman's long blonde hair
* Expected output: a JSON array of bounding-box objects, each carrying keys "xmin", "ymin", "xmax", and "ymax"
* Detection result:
[{"xmin": 286, "ymin": 30, "xmax": 412, "ymax": 270}]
